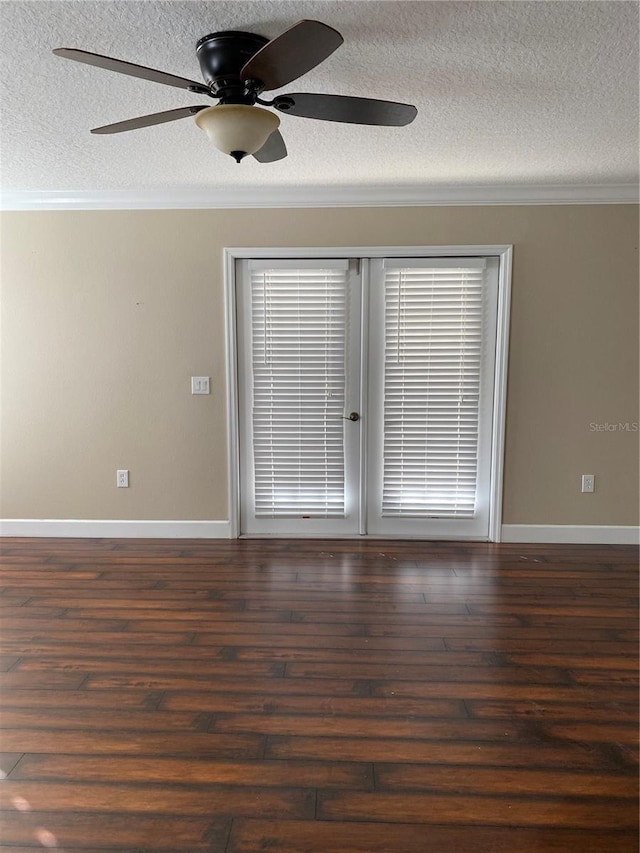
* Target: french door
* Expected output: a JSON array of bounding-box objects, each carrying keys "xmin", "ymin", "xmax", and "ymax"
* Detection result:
[{"xmin": 235, "ymin": 252, "xmax": 502, "ymax": 539}]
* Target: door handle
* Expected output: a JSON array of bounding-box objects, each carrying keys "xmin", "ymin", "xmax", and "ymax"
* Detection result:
[{"xmin": 342, "ymin": 412, "xmax": 360, "ymax": 422}]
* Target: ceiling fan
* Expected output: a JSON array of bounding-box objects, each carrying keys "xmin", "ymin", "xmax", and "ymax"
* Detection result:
[{"xmin": 53, "ymin": 19, "xmax": 417, "ymax": 163}]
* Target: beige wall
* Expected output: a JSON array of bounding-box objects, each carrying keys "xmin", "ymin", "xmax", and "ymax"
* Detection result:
[{"xmin": 1, "ymin": 205, "xmax": 638, "ymax": 526}]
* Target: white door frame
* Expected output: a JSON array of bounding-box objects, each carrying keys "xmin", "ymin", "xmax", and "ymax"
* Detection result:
[{"xmin": 224, "ymin": 245, "xmax": 513, "ymax": 541}]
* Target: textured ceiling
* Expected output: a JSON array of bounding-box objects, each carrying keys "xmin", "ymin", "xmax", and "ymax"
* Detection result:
[{"xmin": 0, "ymin": 0, "xmax": 638, "ymax": 194}]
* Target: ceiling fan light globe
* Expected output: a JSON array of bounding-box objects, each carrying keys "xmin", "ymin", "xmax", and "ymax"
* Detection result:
[{"xmin": 195, "ymin": 105, "xmax": 280, "ymax": 160}]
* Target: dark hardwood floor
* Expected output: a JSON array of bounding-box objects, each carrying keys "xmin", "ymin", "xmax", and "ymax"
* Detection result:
[{"xmin": 0, "ymin": 537, "xmax": 638, "ymax": 852}]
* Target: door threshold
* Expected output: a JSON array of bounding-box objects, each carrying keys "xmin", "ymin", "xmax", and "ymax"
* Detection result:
[{"xmin": 239, "ymin": 533, "xmax": 491, "ymax": 541}]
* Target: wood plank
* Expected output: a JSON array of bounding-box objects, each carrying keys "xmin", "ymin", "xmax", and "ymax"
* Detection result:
[
  {"xmin": 0, "ymin": 596, "xmax": 31, "ymax": 606},
  {"xmin": 2, "ymin": 640, "xmax": 313, "ymax": 661},
  {"xmin": 149, "ymin": 615, "xmax": 523, "ymax": 635},
  {"xmin": 163, "ymin": 692, "xmax": 466, "ymax": 718},
  {"xmin": 266, "ymin": 736, "xmax": 614, "ymax": 769},
  {"xmin": 0, "ymin": 616, "xmax": 128, "ymax": 631},
  {"xmin": 2, "ymin": 580, "xmax": 160, "ymax": 591},
  {"xmin": 468, "ymin": 603, "xmax": 638, "ymax": 618},
  {"xmin": 371, "ymin": 680, "xmax": 638, "ymax": 702},
  {"xmin": 445, "ymin": 638, "xmax": 637, "ymax": 655},
  {"xmin": 508, "ymin": 653, "xmax": 638, "ymax": 670},
  {"xmin": 285, "ymin": 661, "xmax": 571, "ymax": 682},
  {"xmin": 231, "ymin": 648, "xmax": 502, "ymax": 665},
  {"xmin": 0, "ymin": 688, "xmax": 156, "ymax": 709},
  {"xmin": 466, "ymin": 699, "xmax": 638, "ymax": 722},
  {"xmin": 541, "ymin": 722, "xmax": 640, "ymax": 744},
  {"xmin": 193, "ymin": 624, "xmax": 621, "ymax": 642},
  {"xmin": 0, "ymin": 729, "xmax": 265, "ymax": 757},
  {"xmin": 142, "ymin": 619, "xmax": 373, "ymax": 636},
  {"xmin": 0, "ymin": 780, "xmax": 316, "ymax": 818},
  {"xmin": 0, "ymin": 629, "xmax": 193, "ymax": 645},
  {"xmin": 374, "ymin": 764, "xmax": 638, "ymax": 796},
  {"xmin": 289, "ymin": 602, "xmax": 471, "ymax": 618},
  {"xmin": 0, "ymin": 813, "xmax": 230, "ymax": 851},
  {"xmin": 26, "ymin": 596, "xmax": 240, "ymax": 609},
  {"xmin": 194, "ymin": 633, "xmax": 442, "ymax": 651},
  {"xmin": 317, "ymin": 791, "xmax": 636, "ymax": 828},
  {"xmin": 14, "ymin": 658, "xmax": 287, "ymax": 677},
  {"xmin": 214, "ymin": 712, "xmax": 528, "ymax": 741},
  {"xmin": 13, "ymin": 754, "xmax": 373, "ymax": 789},
  {"xmin": 0, "ymin": 606, "xmax": 66, "ymax": 618},
  {"xmin": 0, "ymin": 671, "xmax": 86, "ymax": 690},
  {"xmin": 84, "ymin": 674, "xmax": 369, "ymax": 695},
  {"xmin": 0, "ymin": 707, "xmax": 204, "ymax": 732},
  {"xmin": 68, "ymin": 607, "xmax": 293, "ymax": 622},
  {"xmin": 227, "ymin": 819, "xmax": 638, "ymax": 853},
  {"xmin": 570, "ymin": 669, "xmax": 639, "ymax": 686}
]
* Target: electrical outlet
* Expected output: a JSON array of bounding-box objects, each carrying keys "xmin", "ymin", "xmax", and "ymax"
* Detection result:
[
  {"xmin": 117, "ymin": 469, "xmax": 129, "ymax": 488},
  {"xmin": 191, "ymin": 376, "xmax": 210, "ymax": 395},
  {"xmin": 581, "ymin": 474, "xmax": 595, "ymax": 493}
]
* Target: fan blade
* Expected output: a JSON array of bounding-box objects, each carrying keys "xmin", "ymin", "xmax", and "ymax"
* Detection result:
[
  {"xmin": 240, "ymin": 20, "xmax": 343, "ymax": 91},
  {"xmin": 252, "ymin": 129, "xmax": 287, "ymax": 163},
  {"xmin": 274, "ymin": 93, "xmax": 417, "ymax": 126},
  {"xmin": 53, "ymin": 48, "xmax": 210, "ymax": 94},
  {"xmin": 91, "ymin": 106, "xmax": 206, "ymax": 135}
]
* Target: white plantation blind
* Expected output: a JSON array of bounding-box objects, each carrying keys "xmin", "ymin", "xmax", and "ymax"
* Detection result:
[
  {"xmin": 382, "ymin": 259, "xmax": 487, "ymax": 518},
  {"xmin": 249, "ymin": 261, "xmax": 349, "ymax": 518}
]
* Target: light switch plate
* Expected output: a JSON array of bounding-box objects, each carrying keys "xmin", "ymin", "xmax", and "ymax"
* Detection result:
[{"xmin": 191, "ymin": 376, "xmax": 210, "ymax": 395}]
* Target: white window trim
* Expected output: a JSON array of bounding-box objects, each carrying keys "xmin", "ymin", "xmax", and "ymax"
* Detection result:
[{"xmin": 224, "ymin": 245, "xmax": 512, "ymax": 542}]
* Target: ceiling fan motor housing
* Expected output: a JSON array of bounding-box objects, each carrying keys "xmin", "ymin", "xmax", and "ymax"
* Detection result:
[{"xmin": 196, "ymin": 31, "xmax": 268, "ymax": 102}]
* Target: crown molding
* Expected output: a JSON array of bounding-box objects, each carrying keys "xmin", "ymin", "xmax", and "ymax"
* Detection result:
[{"xmin": 1, "ymin": 183, "xmax": 637, "ymax": 211}]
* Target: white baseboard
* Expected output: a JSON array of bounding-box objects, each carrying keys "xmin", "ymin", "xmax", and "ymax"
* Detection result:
[
  {"xmin": 0, "ymin": 519, "xmax": 231, "ymax": 539},
  {"xmin": 501, "ymin": 524, "xmax": 640, "ymax": 545},
  {"xmin": 2, "ymin": 520, "xmax": 637, "ymax": 544}
]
